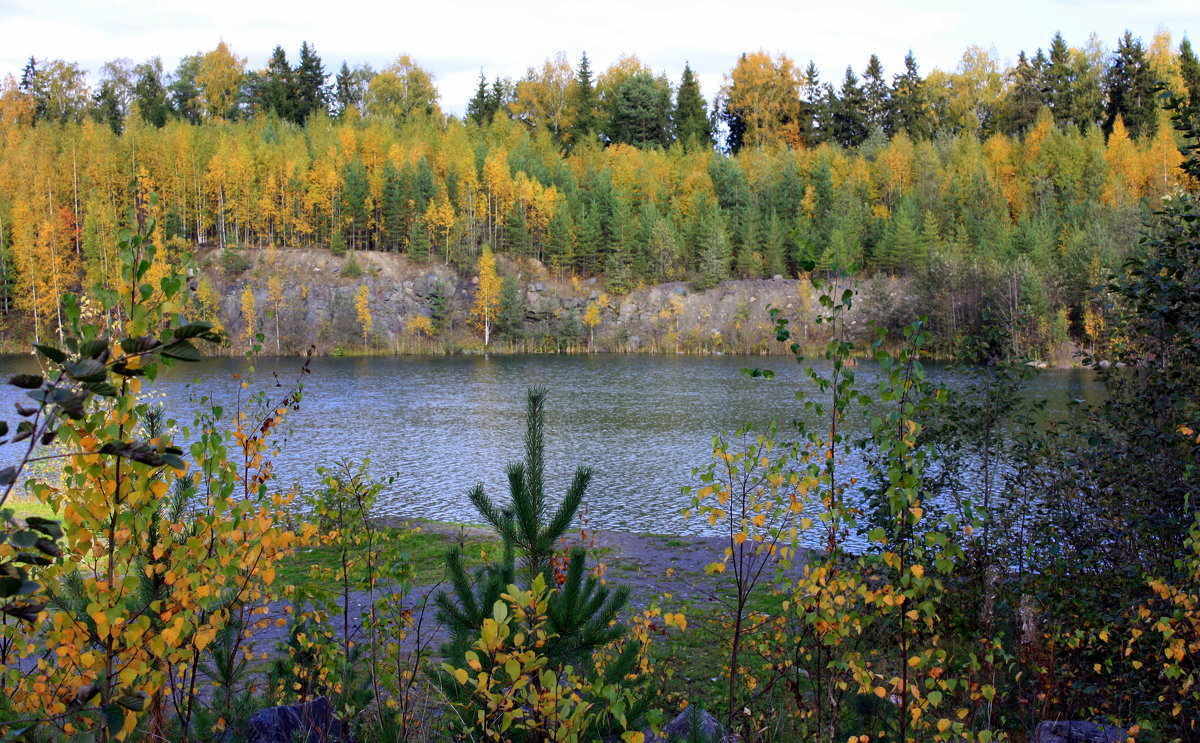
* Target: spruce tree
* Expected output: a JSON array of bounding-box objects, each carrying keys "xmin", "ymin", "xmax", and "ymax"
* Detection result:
[
  {"xmin": 1045, "ymin": 32, "xmax": 1075, "ymax": 126},
  {"xmin": 862, "ymin": 54, "xmax": 890, "ymax": 132},
  {"xmin": 675, "ymin": 63, "xmax": 713, "ymax": 149},
  {"xmin": 262, "ymin": 46, "xmax": 294, "ymax": 121},
  {"xmin": 889, "ymin": 51, "xmax": 929, "ymax": 139},
  {"xmin": 1180, "ymin": 37, "xmax": 1200, "ymax": 108},
  {"xmin": 802, "ymin": 62, "xmax": 828, "ymax": 143},
  {"xmin": 466, "ymin": 70, "xmax": 492, "ymax": 125},
  {"xmin": 293, "ymin": 41, "xmax": 328, "ymax": 123},
  {"xmin": 1003, "ymin": 51, "xmax": 1045, "ymax": 135},
  {"xmin": 830, "ymin": 66, "xmax": 869, "ymax": 148},
  {"xmin": 132, "ymin": 57, "xmax": 171, "ymax": 128},
  {"xmin": 569, "ymin": 52, "xmax": 600, "ymax": 149},
  {"xmin": 1104, "ymin": 30, "xmax": 1157, "ymax": 138}
]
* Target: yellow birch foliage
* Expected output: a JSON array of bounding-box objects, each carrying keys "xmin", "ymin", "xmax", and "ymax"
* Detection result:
[
  {"xmin": 355, "ymin": 284, "xmax": 373, "ymax": 344},
  {"xmin": 1, "ymin": 223, "xmax": 310, "ymax": 741},
  {"xmin": 471, "ymin": 246, "xmax": 501, "ymax": 346}
]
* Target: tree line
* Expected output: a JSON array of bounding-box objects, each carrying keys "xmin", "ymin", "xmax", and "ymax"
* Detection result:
[{"xmin": 0, "ymin": 29, "xmax": 1196, "ymax": 357}]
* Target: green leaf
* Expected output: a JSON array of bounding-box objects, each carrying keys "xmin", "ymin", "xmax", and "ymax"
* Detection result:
[
  {"xmin": 78, "ymin": 339, "xmax": 110, "ymax": 359},
  {"xmin": 65, "ymin": 360, "xmax": 106, "ymax": 383},
  {"xmin": 82, "ymin": 381, "xmax": 119, "ymax": 398},
  {"xmin": 173, "ymin": 322, "xmax": 214, "ymax": 340},
  {"xmin": 160, "ymin": 340, "xmax": 201, "ymax": 362},
  {"xmin": 32, "ymin": 344, "xmax": 65, "ymax": 364},
  {"xmin": 120, "ymin": 335, "xmax": 158, "ymax": 354},
  {"xmin": 0, "ymin": 467, "xmax": 15, "ymax": 486},
  {"xmin": 8, "ymin": 374, "xmax": 42, "ymax": 390},
  {"xmin": 102, "ymin": 704, "xmax": 126, "ymax": 733}
]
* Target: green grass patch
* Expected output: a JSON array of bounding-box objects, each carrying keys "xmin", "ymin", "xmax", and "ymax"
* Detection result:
[{"xmin": 276, "ymin": 528, "xmax": 501, "ymax": 590}]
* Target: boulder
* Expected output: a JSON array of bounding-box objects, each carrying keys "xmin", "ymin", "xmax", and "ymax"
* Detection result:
[
  {"xmin": 644, "ymin": 707, "xmax": 724, "ymax": 742},
  {"xmin": 245, "ymin": 697, "xmax": 347, "ymax": 743},
  {"xmin": 1033, "ymin": 721, "xmax": 1128, "ymax": 743}
]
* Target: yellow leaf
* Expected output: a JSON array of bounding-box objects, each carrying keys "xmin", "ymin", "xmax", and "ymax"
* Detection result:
[
  {"xmin": 937, "ymin": 719, "xmax": 951, "ymax": 733},
  {"xmin": 911, "ymin": 564, "xmax": 924, "ymax": 579},
  {"xmin": 733, "ymin": 532, "xmax": 747, "ymax": 546}
]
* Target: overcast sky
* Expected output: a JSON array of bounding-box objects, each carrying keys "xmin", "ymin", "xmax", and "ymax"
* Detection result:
[{"xmin": 1, "ymin": 0, "xmax": 1194, "ymax": 116}]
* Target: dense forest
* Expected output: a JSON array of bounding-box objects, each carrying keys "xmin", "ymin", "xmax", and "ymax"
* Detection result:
[{"xmin": 1, "ymin": 29, "xmax": 1198, "ymax": 356}]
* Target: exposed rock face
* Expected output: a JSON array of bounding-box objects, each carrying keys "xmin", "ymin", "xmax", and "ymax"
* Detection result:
[
  {"xmin": 201, "ymin": 248, "xmax": 912, "ymax": 353},
  {"xmin": 245, "ymin": 696, "xmax": 346, "ymax": 743},
  {"xmin": 1033, "ymin": 720, "xmax": 1129, "ymax": 743}
]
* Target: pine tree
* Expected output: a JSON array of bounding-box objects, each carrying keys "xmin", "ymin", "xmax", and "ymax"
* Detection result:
[
  {"xmin": 502, "ymin": 204, "xmax": 533, "ymax": 256},
  {"xmin": 675, "ymin": 63, "xmax": 712, "ymax": 149},
  {"xmin": 462, "ymin": 388, "xmax": 592, "ymax": 579}
]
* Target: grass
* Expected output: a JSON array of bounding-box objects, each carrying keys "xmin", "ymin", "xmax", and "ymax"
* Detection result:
[
  {"xmin": 4, "ymin": 493, "xmax": 60, "ymax": 521},
  {"xmin": 275, "ymin": 527, "xmax": 501, "ymax": 590}
]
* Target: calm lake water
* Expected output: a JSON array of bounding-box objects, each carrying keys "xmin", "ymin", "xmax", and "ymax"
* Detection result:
[{"xmin": 0, "ymin": 353, "xmax": 1101, "ymax": 539}]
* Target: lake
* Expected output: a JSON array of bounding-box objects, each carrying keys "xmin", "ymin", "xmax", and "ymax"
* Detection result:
[{"xmin": 0, "ymin": 353, "xmax": 1101, "ymax": 540}]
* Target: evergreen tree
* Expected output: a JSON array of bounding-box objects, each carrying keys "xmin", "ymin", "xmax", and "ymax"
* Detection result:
[
  {"xmin": 1045, "ymin": 32, "xmax": 1076, "ymax": 126},
  {"xmin": 607, "ymin": 72, "xmax": 673, "ymax": 148},
  {"xmin": 466, "ymin": 71, "xmax": 492, "ymax": 125},
  {"xmin": 801, "ymin": 62, "xmax": 828, "ymax": 143},
  {"xmin": 830, "ymin": 66, "xmax": 868, "ymax": 148},
  {"xmin": 341, "ymin": 158, "xmax": 370, "ymax": 249},
  {"xmin": 1003, "ymin": 51, "xmax": 1045, "ymax": 135},
  {"xmin": 1104, "ymin": 30, "xmax": 1157, "ymax": 138},
  {"xmin": 333, "ymin": 61, "xmax": 371, "ymax": 118},
  {"xmin": 674, "ymin": 63, "xmax": 712, "ymax": 149},
  {"xmin": 407, "ymin": 217, "xmax": 431, "ymax": 261},
  {"xmin": 132, "ymin": 57, "xmax": 171, "ymax": 127},
  {"xmin": 503, "ymin": 204, "xmax": 533, "ymax": 257},
  {"xmin": 463, "ymin": 388, "xmax": 594, "ymax": 579},
  {"xmin": 763, "ymin": 210, "xmax": 788, "ymax": 278},
  {"xmin": 695, "ymin": 217, "xmax": 731, "ymax": 289},
  {"xmin": 545, "ymin": 206, "xmax": 575, "ymax": 277},
  {"xmin": 568, "ymin": 52, "xmax": 600, "ymax": 149},
  {"xmin": 1180, "ymin": 37, "xmax": 1200, "ymax": 108},
  {"xmin": 434, "ymin": 390, "xmax": 645, "ymax": 739},
  {"xmin": 261, "ymin": 46, "xmax": 295, "ymax": 121},
  {"xmin": 169, "ymin": 54, "xmax": 203, "ymax": 124},
  {"xmin": 862, "ymin": 54, "xmax": 890, "ymax": 132},
  {"xmin": 293, "ymin": 41, "xmax": 328, "ymax": 123},
  {"xmin": 380, "ymin": 164, "xmax": 405, "ymax": 251},
  {"xmin": 889, "ymin": 51, "xmax": 929, "ymax": 138},
  {"xmin": 496, "ymin": 276, "xmax": 526, "ymax": 344}
]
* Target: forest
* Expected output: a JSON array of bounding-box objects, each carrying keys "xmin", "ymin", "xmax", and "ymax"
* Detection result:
[
  {"xmin": 0, "ymin": 21, "xmax": 1196, "ymax": 743},
  {"xmin": 0, "ymin": 29, "xmax": 1197, "ymax": 358}
]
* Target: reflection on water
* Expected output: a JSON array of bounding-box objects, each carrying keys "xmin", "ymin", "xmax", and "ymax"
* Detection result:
[{"xmin": 0, "ymin": 354, "xmax": 1101, "ymax": 539}]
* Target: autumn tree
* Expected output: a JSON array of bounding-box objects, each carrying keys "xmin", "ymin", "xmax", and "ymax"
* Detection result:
[
  {"xmin": 355, "ymin": 283, "xmax": 372, "ymax": 345},
  {"xmin": 197, "ymin": 41, "xmax": 246, "ymax": 120},
  {"xmin": 720, "ymin": 51, "xmax": 806, "ymax": 152},
  {"xmin": 366, "ymin": 55, "xmax": 439, "ymax": 120},
  {"xmin": 471, "ymin": 246, "xmax": 501, "ymax": 345}
]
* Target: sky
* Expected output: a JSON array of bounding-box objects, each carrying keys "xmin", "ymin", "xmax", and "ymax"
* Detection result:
[{"xmin": 0, "ymin": 0, "xmax": 1195, "ymax": 116}]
